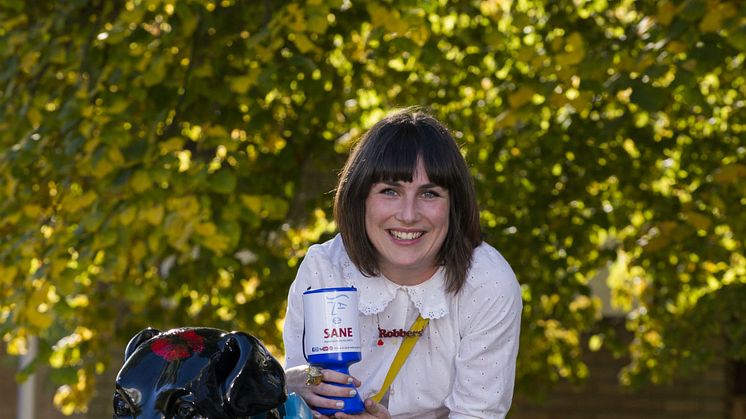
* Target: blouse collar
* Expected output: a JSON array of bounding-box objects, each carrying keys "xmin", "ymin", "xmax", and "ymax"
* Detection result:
[{"xmin": 340, "ymin": 253, "xmax": 450, "ymax": 320}]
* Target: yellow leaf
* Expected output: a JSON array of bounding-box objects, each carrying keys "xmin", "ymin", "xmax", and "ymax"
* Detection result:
[
  {"xmin": 142, "ymin": 55, "xmax": 167, "ymax": 87},
  {"xmin": 367, "ymin": 3, "xmax": 408, "ymax": 34},
  {"xmin": 666, "ymin": 41, "xmax": 688, "ymax": 54},
  {"xmin": 107, "ymin": 98, "xmax": 129, "ymax": 114},
  {"xmin": 49, "ymin": 257, "xmax": 67, "ymax": 277},
  {"xmin": 92, "ymin": 157, "xmax": 114, "ymax": 178},
  {"xmin": 570, "ymin": 91, "xmax": 593, "ymax": 112},
  {"xmin": 119, "ymin": 206, "xmax": 137, "ymax": 226},
  {"xmin": 699, "ymin": 2, "xmax": 737, "ymax": 33},
  {"xmin": 63, "ymin": 191, "xmax": 97, "ymax": 212},
  {"xmin": 20, "ymin": 51, "xmax": 40, "ymax": 74},
  {"xmin": 23, "ymin": 204, "xmax": 43, "ymax": 218},
  {"xmin": 131, "ymin": 170, "xmax": 151, "ymax": 192},
  {"xmin": 193, "ymin": 61, "xmax": 214, "ymax": 77},
  {"xmin": 205, "ymin": 125, "xmax": 229, "ymax": 139},
  {"xmin": 165, "ymin": 218, "xmax": 193, "ymax": 251},
  {"xmin": 3, "ymin": 173, "xmax": 18, "ymax": 198},
  {"xmin": 293, "ymin": 32, "xmax": 317, "ymax": 54},
  {"xmin": 25, "ymin": 289, "xmax": 54, "ymax": 329},
  {"xmin": 3, "ymin": 14, "xmax": 28, "ymax": 33},
  {"xmin": 240, "ymin": 194, "xmax": 263, "ymax": 214},
  {"xmin": 67, "ymin": 294, "xmax": 89, "ymax": 308},
  {"xmin": 229, "ymin": 71, "xmax": 260, "ymax": 94},
  {"xmin": 284, "ymin": 4, "xmax": 307, "ymax": 32},
  {"xmin": 712, "ymin": 164, "xmax": 746, "ymax": 183},
  {"xmin": 409, "ymin": 25, "xmax": 430, "ymax": 47},
  {"xmin": 555, "ymin": 32, "xmax": 585, "ymax": 66},
  {"xmin": 657, "ymin": 1, "xmax": 677, "ymax": 26},
  {"xmin": 683, "ymin": 211, "xmax": 712, "ymax": 231},
  {"xmin": 643, "ymin": 221, "xmax": 677, "ymax": 252},
  {"xmin": 131, "ymin": 241, "xmax": 147, "ymax": 262},
  {"xmin": 307, "ymin": 11, "xmax": 329, "ymax": 34},
  {"xmin": 108, "ymin": 146, "xmax": 125, "ymax": 165},
  {"xmin": 588, "ymin": 334, "xmax": 603, "ymax": 351},
  {"xmin": 0, "ymin": 265, "xmax": 19, "ymax": 286},
  {"xmin": 27, "ymin": 108, "xmax": 42, "ymax": 127},
  {"xmin": 202, "ymin": 233, "xmax": 230, "ymax": 253},
  {"xmin": 494, "ymin": 110, "xmax": 517, "ymax": 129},
  {"xmin": 142, "ymin": 204, "xmax": 164, "ymax": 225},
  {"xmin": 265, "ymin": 196, "xmax": 289, "ymax": 220},
  {"xmin": 508, "ymin": 86, "xmax": 534, "ymax": 108},
  {"xmin": 195, "ymin": 222, "xmax": 217, "ymax": 236},
  {"xmin": 169, "ymin": 196, "xmax": 200, "ymax": 218},
  {"xmin": 159, "ymin": 137, "xmax": 185, "ymax": 155},
  {"xmin": 148, "ymin": 233, "xmax": 162, "ymax": 252},
  {"xmin": 699, "ymin": 9, "xmax": 719, "ymax": 32}
]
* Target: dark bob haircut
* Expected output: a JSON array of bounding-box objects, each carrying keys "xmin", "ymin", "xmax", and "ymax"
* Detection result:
[{"xmin": 333, "ymin": 108, "xmax": 482, "ymax": 294}]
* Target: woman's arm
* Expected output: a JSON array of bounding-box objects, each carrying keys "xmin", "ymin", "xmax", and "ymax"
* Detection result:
[
  {"xmin": 445, "ymin": 250, "xmax": 523, "ymax": 419},
  {"xmin": 283, "ymin": 243, "xmax": 368, "ymax": 415}
]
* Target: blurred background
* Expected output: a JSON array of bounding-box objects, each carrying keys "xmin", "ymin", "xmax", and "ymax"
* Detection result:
[{"xmin": 0, "ymin": 0, "xmax": 744, "ymax": 417}]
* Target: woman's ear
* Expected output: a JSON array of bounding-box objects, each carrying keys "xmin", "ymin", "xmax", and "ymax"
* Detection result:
[
  {"xmin": 124, "ymin": 327, "xmax": 161, "ymax": 360},
  {"xmin": 219, "ymin": 331, "xmax": 287, "ymax": 416}
]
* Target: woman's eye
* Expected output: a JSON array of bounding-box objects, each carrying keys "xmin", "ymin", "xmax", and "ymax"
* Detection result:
[
  {"xmin": 381, "ymin": 188, "xmax": 397, "ymax": 196},
  {"xmin": 421, "ymin": 190, "xmax": 439, "ymax": 198}
]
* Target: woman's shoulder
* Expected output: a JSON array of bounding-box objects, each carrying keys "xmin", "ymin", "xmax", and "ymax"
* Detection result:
[
  {"xmin": 304, "ymin": 234, "xmax": 346, "ymax": 263},
  {"xmin": 295, "ymin": 234, "xmax": 350, "ymax": 288},
  {"xmin": 460, "ymin": 241, "xmax": 521, "ymax": 299}
]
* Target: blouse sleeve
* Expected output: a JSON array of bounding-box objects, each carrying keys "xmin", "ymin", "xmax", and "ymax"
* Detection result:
[
  {"xmin": 445, "ymin": 248, "xmax": 523, "ymax": 419},
  {"xmin": 282, "ymin": 243, "xmax": 325, "ymax": 369}
]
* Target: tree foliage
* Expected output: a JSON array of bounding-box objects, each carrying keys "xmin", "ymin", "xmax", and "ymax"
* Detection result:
[{"xmin": 1, "ymin": 0, "xmax": 744, "ymax": 414}]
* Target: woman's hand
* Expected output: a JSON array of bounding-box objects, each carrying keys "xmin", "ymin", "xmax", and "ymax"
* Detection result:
[
  {"xmin": 333, "ymin": 398, "xmax": 391, "ymax": 419},
  {"xmin": 285, "ymin": 365, "xmax": 362, "ymax": 418}
]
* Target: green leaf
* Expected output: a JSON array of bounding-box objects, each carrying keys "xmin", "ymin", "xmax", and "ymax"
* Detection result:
[
  {"xmin": 725, "ymin": 23, "xmax": 746, "ymax": 52},
  {"xmin": 210, "ymin": 169, "xmax": 237, "ymax": 194},
  {"xmin": 630, "ymin": 80, "xmax": 667, "ymax": 112},
  {"xmin": 142, "ymin": 55, "xmax": 167, "ymax": 87}
]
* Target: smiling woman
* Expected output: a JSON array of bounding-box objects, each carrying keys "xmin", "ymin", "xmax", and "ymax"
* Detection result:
[{"xmin": 282, "ymin": 108, "xmax": 523, "ymax": 419}]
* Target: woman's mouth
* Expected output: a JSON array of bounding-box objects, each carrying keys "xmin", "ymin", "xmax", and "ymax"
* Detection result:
[{"xmin": 388, "ymin": 230, "xmax": 424, "ymax": 241}]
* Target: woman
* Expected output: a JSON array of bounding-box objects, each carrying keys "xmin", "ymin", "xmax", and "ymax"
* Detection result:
[{"xmin": 283, "ymin": 109, "xmax": 522, "ymax": 418}]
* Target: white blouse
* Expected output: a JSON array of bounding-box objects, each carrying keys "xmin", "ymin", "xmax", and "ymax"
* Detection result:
[{"xmin": 283, "ymin": 234, "xmax": 522, "ymax": 419}]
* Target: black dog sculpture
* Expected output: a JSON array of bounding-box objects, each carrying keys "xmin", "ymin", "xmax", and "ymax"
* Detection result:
[{"xmin": 113, "ymin": 327, "xmax": 287, "ymax": 419}]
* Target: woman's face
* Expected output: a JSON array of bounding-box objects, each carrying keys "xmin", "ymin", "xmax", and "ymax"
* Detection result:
[{"xmin": 364, "ymin": 160, "xmax": 450, "ymax": 286}]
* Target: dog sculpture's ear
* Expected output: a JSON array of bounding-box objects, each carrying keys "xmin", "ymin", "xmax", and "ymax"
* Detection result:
[
  {"xmin": 124, "ymin": 328, "xmax": 161, "ymax": 360},
  {"xmin": 219, "ymin": 332, "xmax": 287, "ymax": 416}
]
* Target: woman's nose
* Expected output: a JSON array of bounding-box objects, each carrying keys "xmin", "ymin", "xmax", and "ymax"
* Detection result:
[{"xmin": 395, "ymin": 196, "xmax": 419, "ymax": 222}]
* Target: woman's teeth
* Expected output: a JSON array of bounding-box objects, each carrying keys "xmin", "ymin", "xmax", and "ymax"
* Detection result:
[{"xmin": 389, "ymin": 230, "xmax": 423, "ymax": 240}]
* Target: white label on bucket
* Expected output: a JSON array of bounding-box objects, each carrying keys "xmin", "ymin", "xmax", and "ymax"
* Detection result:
[{"xmin": 303, "ymin": 289, "xmax": 361, "ymax": 355}]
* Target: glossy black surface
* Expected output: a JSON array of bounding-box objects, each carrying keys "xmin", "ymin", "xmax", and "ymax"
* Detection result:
[{"xmin": 114, "ymin": 327, "xmax": 286, "ymax": 419}]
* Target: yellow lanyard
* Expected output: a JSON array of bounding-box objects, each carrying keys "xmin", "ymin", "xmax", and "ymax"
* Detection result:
[{"xmin": 371, "ymin": 315, "xmax": 430, "ymax": 403}]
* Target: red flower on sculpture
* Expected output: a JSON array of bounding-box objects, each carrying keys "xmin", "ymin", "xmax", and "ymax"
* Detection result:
[{"xmin": 151, "ymin": 330, "xmax": 205, "ymax": 361}]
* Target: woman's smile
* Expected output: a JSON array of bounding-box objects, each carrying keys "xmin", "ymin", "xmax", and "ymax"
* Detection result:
[
  {"xmin": 365, "ymin": 160, "xmax": 450, "ymax": 285},
  {"xmin": 388, "ymin": 229, "xmax": 424, "ymax": 241}
]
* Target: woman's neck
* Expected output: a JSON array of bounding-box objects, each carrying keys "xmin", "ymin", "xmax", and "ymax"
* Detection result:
[{"xmin": 380, "ymin": 264, "xmax": 439, "ymax": 286}]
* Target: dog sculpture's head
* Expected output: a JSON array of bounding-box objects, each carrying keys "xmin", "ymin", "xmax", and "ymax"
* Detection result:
[{"xmin": 113, "ymin": 327, "xmax": 286, "ymax": 419}]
